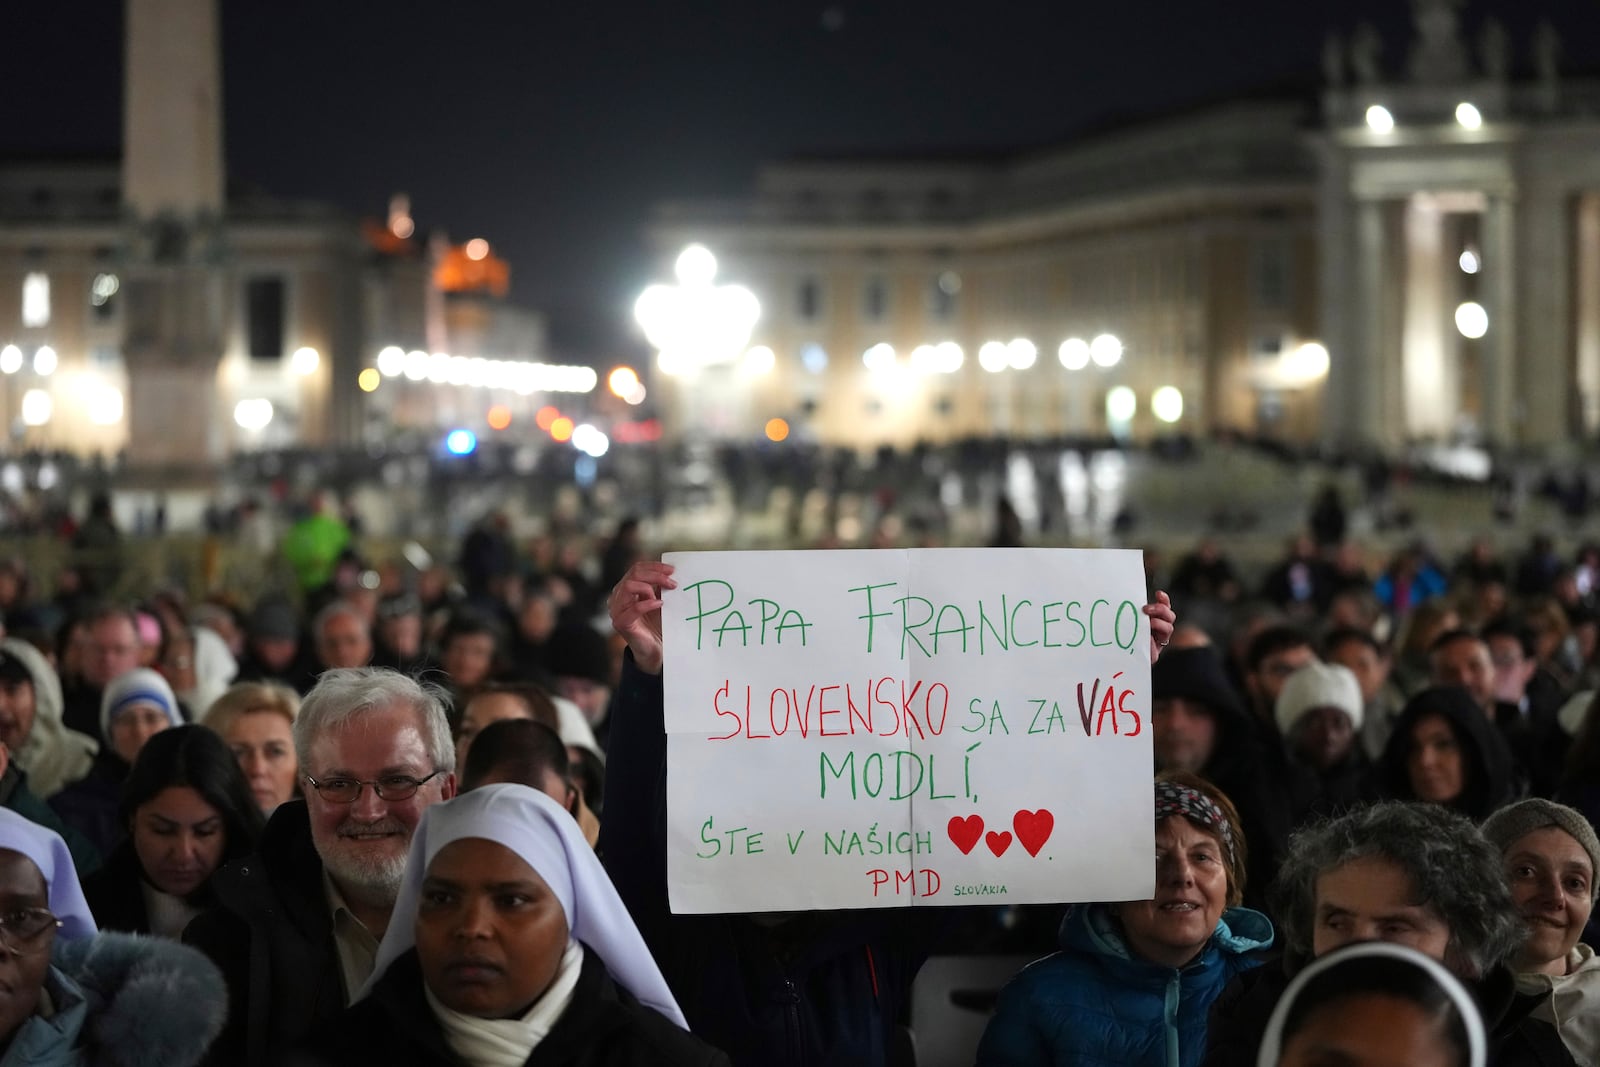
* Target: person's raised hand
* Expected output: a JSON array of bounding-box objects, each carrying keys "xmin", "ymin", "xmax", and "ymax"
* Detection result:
[
  {"xmin": 1143, "ymin": 591, "xmax": 1175, "ymax": 665},
  {"xmin": 609, "ymin": 560, "xmax": 676, "ymax": 676}
]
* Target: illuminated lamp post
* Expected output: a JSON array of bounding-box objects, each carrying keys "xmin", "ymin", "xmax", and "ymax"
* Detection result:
[{"xmin": 633, "ymin": 244, "xmax": 761, "ymax": 437}]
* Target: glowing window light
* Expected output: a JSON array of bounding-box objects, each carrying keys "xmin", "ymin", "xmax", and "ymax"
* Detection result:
[
  {"xmin": 357, "ymin": 369, "xmax": 381, "ymax": 392},
  {"xmin": 1090, "ymin": 334, "xmax": 1123, "ymax": 367},
  {"xmin": 743, "ymin": 346, "xmax": 776, "ymax": 375},
  {"xmin": 1106, "ymin": 386, "xmax": 1137, "ymax": 423},
  {"xmin": 87, "ymin": 387, "xmax": 123, "ymax": 425},
  {"xmin": 0, "ymin": 346, "xmax": 20, "ymax": 375},
  {"xmin": 290, "ymin": 346, "xmax": 320, "ymax": 375},
  {"xmin": 934, "ymin": 341, "xmax": 963, "ymax": 373},
  {"xmin": 862, "ymin": 343, "xmax": 896, "ymax": 373},
  {"xmin": 1058, "ymin": 338, "xmax": 1090, "ymax": 370},
  {"xmin": 978, "ymin": 341, "xmax": 1009, "ymax": 373},
  {"xmin": 233, "ymin": 398, "xmax": 274, "ymax": 431},
  {"xmin": 1151, "ymin": 386, "xmax": 1184, "ymax": 424},
  {"xmin": 377, "ymin": 346, "xmax": 405, "ymax": 376},
  {"xmin": 1006, "ymin": 338, "xmax": 1037, "ymax": 370},
  {"xmin": 21, "ymin": 273, "xmax": 48, "ymax": 328},
  {"xmin": 765, "ymin": 417, "xmax": 790, "ymax": 442},
  {"xmin": 1455, "ymin": 301, "xmax": 1488, "ymax": 339},
  {"xmin": 571, "ymin": 423, "xmax": 609, "ymax": 457},
  {"xmin": 608, "ymin": 367, "xmax": 640, "ymax": 397},
  {"xmin": 20, "ymin": 390, "xmax": 51, "ymax": 427},
  {"xmin": 32, "ymin": 346, "xmax": 57, "ymax": 376},
  {"xmin": 403, "ymin": 350, "xmax": 429, "ymax": 381}
]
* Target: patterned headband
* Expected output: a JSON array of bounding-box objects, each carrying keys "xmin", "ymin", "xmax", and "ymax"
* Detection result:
[{"xmin": 1154, "ymin": 780, "xmax": 1236, "ymax": 865}]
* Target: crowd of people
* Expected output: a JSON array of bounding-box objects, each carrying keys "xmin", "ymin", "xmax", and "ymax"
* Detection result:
[{"xmin": 0, "ymin": 502, "xmax": 1589, "ymax": 1066}]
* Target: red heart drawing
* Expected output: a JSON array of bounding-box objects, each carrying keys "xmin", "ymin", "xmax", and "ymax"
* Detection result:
[
  {"xmin": 947, "ymin": 815, "xmax": 984, "ymax": 855},
  {"xmin": 1014, "ymin": 809, "xmax": 1055, "ymax": 858},
  {"xmin": 986, "ymin": 830, "xmax": 1013, "ymax": 857}
]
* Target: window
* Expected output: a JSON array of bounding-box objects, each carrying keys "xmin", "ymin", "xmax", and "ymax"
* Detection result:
[
  {"xmin": 863, "ymin": 275, "xmax": 889, "ymax": 323},
  {"xmin": 90, "ymin": 273, "xmax": 119, "ymax": 322},
  {"xmin": 21, "ymin": 273, "xmax": 49, "ymax": 328},
  {"xmin": 929, "ymin": 271, "xmax": 960, "ymax": 320},
  {"xmin": 245, "ymin": 277, "xmax": 286, "ymax": 362},
  {"xmin": 1252, "ymin": 239, "xmax": 1291, "ymax": 311},
  {"xmin": 797, "ymin": 277, "xmax": 822, "ymax": 322}
]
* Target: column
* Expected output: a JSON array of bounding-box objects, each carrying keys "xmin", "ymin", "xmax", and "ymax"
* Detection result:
[
  {"xmin": 1401, "ymin": 195, "xmax": 1455, "ymax": 438},
  {"xmin": 1576, "ymin": 194, "xmax": 1600, "ymax": 435},
  {"xmin": 1511, "ymin": 186, "xmax": 1567, "ymax": 448}
]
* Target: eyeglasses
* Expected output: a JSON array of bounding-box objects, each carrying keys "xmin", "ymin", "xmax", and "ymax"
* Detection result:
[
  {"xmin": 0, "ymin": 908, "xmax": 60, "ymax": 955},
  {"xmin": 304, "ymin": 770, "xmax": 446, "ymax": 804}
]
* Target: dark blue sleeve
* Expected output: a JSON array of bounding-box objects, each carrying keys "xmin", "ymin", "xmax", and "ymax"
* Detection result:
[{"xmin": 598, "ymin": 651, "xmax": 671, "ymax": 939}]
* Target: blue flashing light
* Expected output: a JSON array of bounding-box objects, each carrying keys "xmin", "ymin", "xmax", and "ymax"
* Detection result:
[{"xmin": 445, "ymin": 429, "xmax": 477, "ymax": 456}]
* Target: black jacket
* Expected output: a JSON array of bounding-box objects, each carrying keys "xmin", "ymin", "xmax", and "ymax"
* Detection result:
[
  {"xmin": 1203, "ymin": 955, "xmax": 1575, "ymax": 1067},
  {"xmin": 184, "ymin": 800, "xmax": 347, "ymax": 1067},
  {"xmin": 49, "ymin": 748, "xmax": 131, "ymax": 858},
  {"xmin": 291, "ymin": 946, "xmax": 729, "ymax": 1067},
  {"xmin": 82, "ymin": 839, "xmax": 153, "ymax": 934},
  {"xmin": 599, "ymin": 654, "xmax": 941, "ymax": 1067}
]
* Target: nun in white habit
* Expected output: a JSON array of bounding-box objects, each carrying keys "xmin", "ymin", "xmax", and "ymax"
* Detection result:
[{"xmin": 302, "ymin": 785, "xmax": 727, "ymax": 1067}]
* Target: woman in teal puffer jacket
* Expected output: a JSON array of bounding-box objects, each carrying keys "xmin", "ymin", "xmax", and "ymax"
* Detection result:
[{"xmin": 977, "ymin": 772, "xmax": 1274, "ymax": 1067}]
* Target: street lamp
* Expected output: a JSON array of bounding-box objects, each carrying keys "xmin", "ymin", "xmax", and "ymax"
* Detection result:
[{"xmin": 634, "ymin": 244, "xmax": 761, "ymax": 376}]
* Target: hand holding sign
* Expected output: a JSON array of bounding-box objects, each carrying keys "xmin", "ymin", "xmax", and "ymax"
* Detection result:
[{"xmin": 610, "ymin": 561, "xmax": 676, "ymax": 676}]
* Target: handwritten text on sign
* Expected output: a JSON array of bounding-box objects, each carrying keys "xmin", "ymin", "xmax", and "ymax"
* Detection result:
[{"xmin": 663, "ymin": 548, "xmax": 1156, "ymax": 913}]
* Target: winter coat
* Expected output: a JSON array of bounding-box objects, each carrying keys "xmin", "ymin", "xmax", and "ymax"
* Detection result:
[
  {"xmin": 1516, "ymin": 945, "xmax": 1600, "ymax": 1067},
  {"xmin": 184, "ymin": 800, "xmax": 345, "ymax": 1067},
  {"xmin": 48, "ymin": 752, "xmax": 130, "ymax": 860},
  {"xmin": 1203, "ymin": 956, "xmax": 1576, "ymax": 1067},
  {"xmin": 1380, "ymin": 686, "xmax": 1519, "ymax": 820},
  {"xmin": 81, "ymin": 842, "xmax": 153, "ymax": 936},
  {"xmin": 1, "ymin": 638, "xmax": 97, "ymax": 799},
  {"xmin": 0, "ymin": 931, "xmax": 226, "ymax": 1067},
  {"xmin": 599, "ymin": 655, "xmax": 948, "ymax": 1067},
  {"xmin": 975, "ymin": 903, "xmax": 1273, "ymax": 1067},
  {"xmin": 290, "ymin": 946, "xmax": 728, "ymax": 1067}
]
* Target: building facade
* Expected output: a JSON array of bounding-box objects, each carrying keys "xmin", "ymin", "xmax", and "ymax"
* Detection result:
[{"xmin": 644, "ymin": 1, "xmax": 1600, "ymax": 454}]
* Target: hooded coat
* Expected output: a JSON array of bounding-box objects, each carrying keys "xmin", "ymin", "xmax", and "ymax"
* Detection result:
[
  {"xmin": 1151, "ymin": 647, "xmax": 1306, "ymax": 911},
  {"xmin": 0, "ymin": 931, "xmax": 226, "ymax": 1067},
  {"xmin": 2, "ymin": 639, "xmax": 96, "ymax": 800},
  {"xmin": 1380, "ymin": 686, "xmax": 1519, "ymax": 820},
  {"xmin": 975, "ymin": 904, "xmax": 1273, "ymax": 1067}
]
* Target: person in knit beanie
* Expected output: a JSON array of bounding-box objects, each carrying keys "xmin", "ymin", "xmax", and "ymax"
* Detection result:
[
  {"xmin": 1482, "ymin": 798, "xmax": 1600, "ymax": 1065},
  {"xmin": 1276, "ymin": 662, "xmax": 1381, "ymax": 818}
]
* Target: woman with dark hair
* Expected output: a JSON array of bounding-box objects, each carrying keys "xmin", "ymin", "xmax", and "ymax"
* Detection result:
[
  {"xmin": 1380, "ymin": 686, "xmax": 1517, "ymax": 820},
  {"xmin": 81, "ymin": 724, "xmax": 263, "ymax": 938},
  {"xmin": 977, "ymin": 772, "xmax": 1274, "ymax": 1066},
  {"xmin": 1257, "ymin": 942, "xmax": 1486, "ymax": 1067}
]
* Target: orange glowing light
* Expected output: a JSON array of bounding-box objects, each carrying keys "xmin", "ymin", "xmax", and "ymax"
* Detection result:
[
  {"xmin": 765, "ymin": 418, "xmax": 790, "ymax": 442},
  {"xmin": 607, "ymin": 366, "xmax": 640, "ymax": 397},
  {"xmin": 487, "ymin": 405, "xmax": 512, "ymax": 430},
  {"xmin": 536, "ymin": 406, "xmax": 560, "ymax": 431},
  {"xmin": 550, "ymin": 417, "xmax": 575, "ymax": 442}
]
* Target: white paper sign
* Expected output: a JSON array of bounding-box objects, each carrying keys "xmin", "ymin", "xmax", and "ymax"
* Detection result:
[{"xmin": 662, "ymin": 548, "xmax": 1155, "ymax": 913}]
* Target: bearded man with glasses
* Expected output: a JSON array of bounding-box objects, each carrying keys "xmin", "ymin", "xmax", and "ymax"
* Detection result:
[{"xmin": 185, "ymin": 668, "xmax": 457, "ymax": 1067}]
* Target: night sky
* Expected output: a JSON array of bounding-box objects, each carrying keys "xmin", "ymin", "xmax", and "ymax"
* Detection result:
[{"xmin": 6, "ymin": 1, "xmax": 1600, "ymax": 358}]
